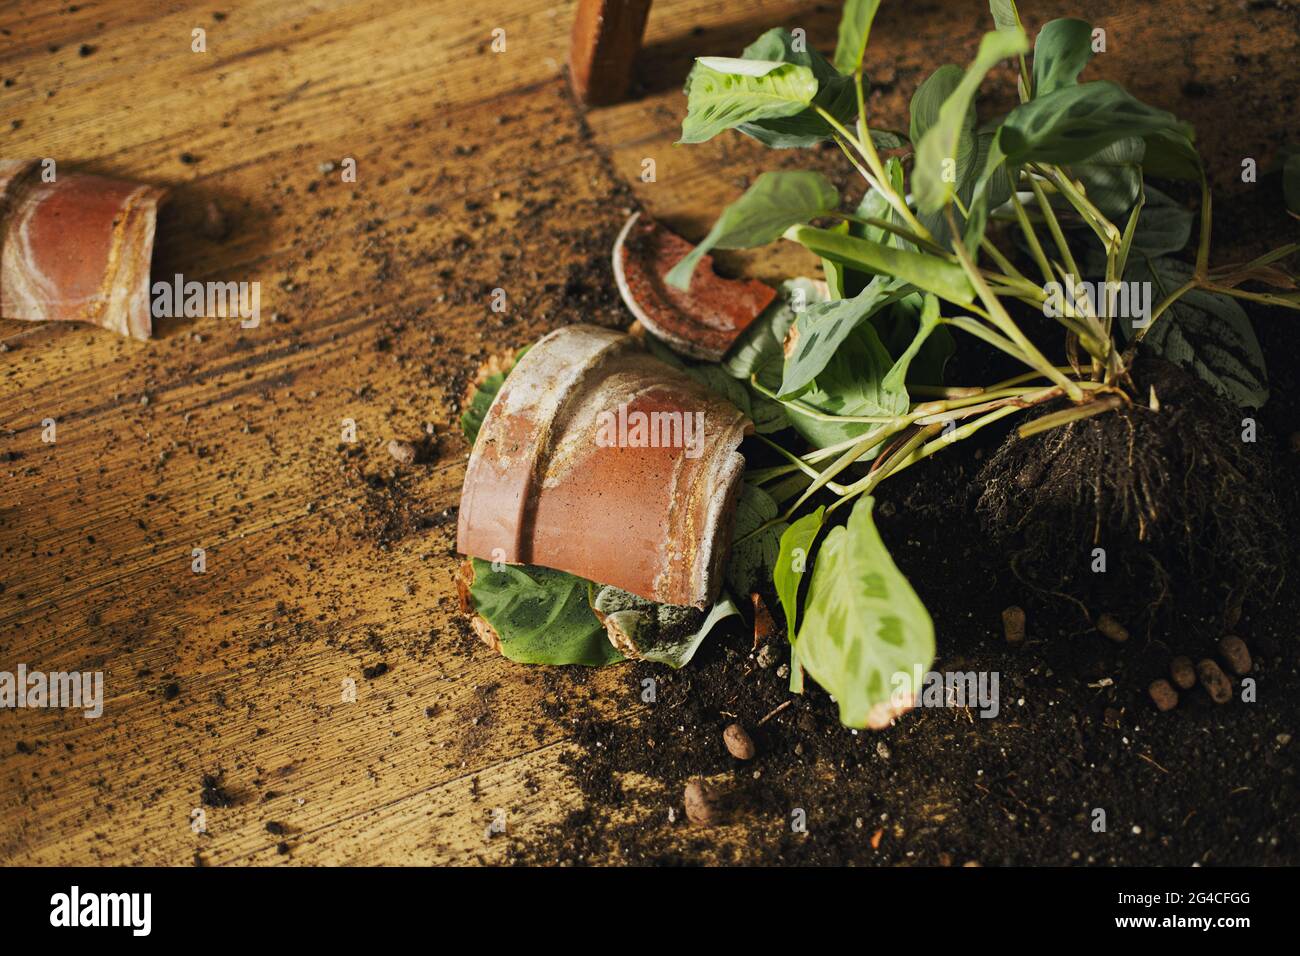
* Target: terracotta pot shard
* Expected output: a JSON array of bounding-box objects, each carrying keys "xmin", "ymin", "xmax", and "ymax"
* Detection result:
[
  {"xmin": 613, "ymin": 211, "xmax": 776, "ymax": 362},
  {"xmin": 0, "ymin": 160, "xmax": 167, "ymax": 340},
  {"xmin": 457, "ymin": 324, "xmax": 752, "ymax": 609}
]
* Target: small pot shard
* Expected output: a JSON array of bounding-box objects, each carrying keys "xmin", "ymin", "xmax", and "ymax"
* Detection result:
[
  {"xmin": 457, "ymin": 324, "xmax": 752, "ymax": 609},
  {"xmin": 613, "ymin": 211, "xmax": 776, "ymax": 361},
  {"xmin": 0, "ymin": 160, "xmax": 166, "ymax": 340}
]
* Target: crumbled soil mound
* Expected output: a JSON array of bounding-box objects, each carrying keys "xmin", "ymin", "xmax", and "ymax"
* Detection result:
[{"xmin": 977, "ymin": 355, "xmax": 1285, "ymax": 628}]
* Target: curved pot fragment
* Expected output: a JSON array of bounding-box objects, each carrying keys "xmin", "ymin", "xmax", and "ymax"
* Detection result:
[
  {"xmin": 0, "ymin": 160, "xmax": 166, "ymax": 340},
  {"xmin": 456, "ymin": 324, "xmax": 752, "ymax": 608},
  {"xmin": 613, "ymin": 211, "xmax": 776, "ymax": 361}
]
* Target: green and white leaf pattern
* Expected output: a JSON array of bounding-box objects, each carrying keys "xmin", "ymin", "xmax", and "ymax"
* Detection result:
[
  {"xmin": 1124, "ymin": 257, "xmax": 1268, "ymax": 408},
  {"xmin": 679, "ymin": 59, "xmax": 819, "ymax": 145},
  {"xmin": 795, "ymin": 496, "xmax": 935, "ymax": 728},
  {"xmin": 726, "ymin": 484, "xmax": 787, "ymax": 596},
  {"xmin": 469, "ymin": 560, "xmax": 623, "ymax": 667},
  {"xmin": 667, "ymin": 171, "xmax": 839, "ymax": 290}
]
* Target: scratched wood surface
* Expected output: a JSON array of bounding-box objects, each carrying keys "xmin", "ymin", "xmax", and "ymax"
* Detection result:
[{"xmin": 0, "ymin": 0, "xmax": 1294, "ymax": 865}]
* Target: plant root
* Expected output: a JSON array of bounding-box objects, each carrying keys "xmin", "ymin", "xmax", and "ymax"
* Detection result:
[{"xmin": 976, "ymin": 355, "xmax": 1284, "ymax": 630}]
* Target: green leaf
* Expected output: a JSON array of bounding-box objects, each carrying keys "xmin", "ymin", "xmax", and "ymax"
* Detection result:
[
  {"xmin": 736, "ymin": 28, "xmax": 858, "ymax": 149},
  {"xmin": 1128, "ymin": 187, "xmax": 1193, "ymax": 258},
  {"xmin": 913, "ymin": 28, "xmax": 1029, "ymax": 214},
  {"xmin": 667, "ymin": 171, "xmax": 840, "ymax": 290},
  {"xmin": 872, "ymin": 293, "xmax": 954, "ymax": 386},
  {"xmin": 788, "ymin": 224, "xmax": 976, "ymax": 305},
  {"xmin": 593, "ymin": 587, "xmax": 739, "ymax": 668},
  {"xmin": 722, "ymin": 278, "xmax": 826, "ymax": 434},
  {"xmin": 459, "ymin": 348, "xmax": 528, "ymax": 444},
  {"xmin": 908, "ymin": 67, "xmax": 986, "ymax": 245},
  {"xmin": 774, "ymin": 507, "xmax": 824, "ymax": 639},
  {"xmin": 723, "ymin": 278, "xmax": 824, "ymax": 378},
  {"xmin": 999, "ymin": 81, "xmax": 1192, "ymax": 166},
  {"xmin": 795, "ymin": 495, "xmax": 935, "ymax": 728},
  {"xmin": 850, "ymin": 157, "xmax": 915, "ymax": 288},
  {"xmin": 958, "ymin": 129, "xmax": 1011, "ymax": 250},
  {"xmin": 820, "ymin": 220, "xmax": 852, "ymax": 298},
  {"xmin": 469, "ymin": 559, "xmax": 623, "ymax": 667},
  {"xmin": 1124, "ymin": 257, "xmax": 1268, "ymax": 408},
  {"xmin": 726, "ymin": 484, "xmax": 787, "ymax": 596},
  {"xmin": 909, "ymin": 65, "xmax": 963, "ymax": 144},
  {"xmin": 681, "ymin": 360, "xmax": 770, "ymax": 429},
  {"xmin": 1068, "ymin": 136, "xmax": 1143, "ymax": 222},
  {"xmin": 779, "ymin": 276, "xmax": 904, "ymax": 398},
  {"xmin": 1283, "ymin": 147, "xmax": 1300, "ymax": 218},
  {"xmin": 833, "ymin": 0, "xmax": 883, "ymax": 74},
  {"xmin": 1032, "ymin": 18, "xmax": 1093, "ymax": 96},
  {"xmin": 882, "ymin": 293, "xmax": 942, "ymax": 394},
  {"xmin": 679, "ymin": 58, "xmax": 819, "ymax": 145},
  {"xmin": 787, "ymin": 321, "xmax": 907, "ymax": 449},
  {"xmin": 989, "ymin": 0, "xmax": 1024, "ymax": 34},
  {"xmin": 460, "ymin": 370, "xmax": 506, "ymax": 445},
  {"xmin": 1141, "ymin": 127, "xmax": 1203, "ymax": 181}
]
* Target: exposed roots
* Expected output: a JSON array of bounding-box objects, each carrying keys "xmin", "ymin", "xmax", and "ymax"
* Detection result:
[{"xmin": 977, "ymin": 356, "xmax": 1285, "ymax": 629}]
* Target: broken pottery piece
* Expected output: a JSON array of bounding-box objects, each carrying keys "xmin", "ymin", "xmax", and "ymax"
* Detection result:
[
  {"xmin": 613, "ymin": 211, "xmax": 777, "ymax": 362},
  {"xmin": 0, "ymin": 160, "xmax": 167, "ymax": 340},
  {"xmin": 456, "ymin": 324, "xmax": 752, "ymax": 609}
]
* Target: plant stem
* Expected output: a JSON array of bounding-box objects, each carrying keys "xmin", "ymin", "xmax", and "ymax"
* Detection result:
[
  {"xmin": 826, "ymin": 424, "xmax": 943, "ymax": 515},
  {"xmin": 1133, "ymin": 276, "xmax": 1196, "ymax": 344},
  {"xmin": 1027, "ymin": 174, "xmax": 1084, "ymax": 285},
  {"xmin": 981, "ymin": 236, "xmax": 1032, "ymax": 287},
  {"xmin": 1009, "ymin": 190, "xmax": 1055, "ymax": 285},
  {"xmin": 1017, "ymin": 393, "xmax": 1125, "ymax": 438},
  {"xmin": 1195, "ymin": 179, "xmax": 1212, "ymax": 277},
  {"xmin": 749, "ymin": 376, "xmax": 897, "ymax": 424},
  {"xmin": 816, "ymin": 105, "xmax": 933, "ymax": 242},
  {"xmin": 834, "ymin": 213, "xmax": 948, "ymax": 256},
  {"xmin": 1035, "ymin": 164, "xmax": 1121, "ymax": 252},
  {"xmin": 942, "ymin": 316, "xmax": 1033, "ymax": 365},
  {"xmin": 755, "ymin": 434, "xmax": 851, "ymax": 494},
  {"xmin": 946, "ymin": 210, "xmax": 1085, "ymax": 401}
]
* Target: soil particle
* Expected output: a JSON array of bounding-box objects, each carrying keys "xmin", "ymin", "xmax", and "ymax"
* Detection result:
[
  {"xmin": 1197, "ymin": 660, "xmax": 1233, "ymax": 704},
  {"xmin": 200, "ymin": 774, "xmax": 235, "ymax": 808},
  {"xmin": 1169, "ymin": 656, "xmax": 1197, "ymax": 690},
  {"xmin": 1001, "ymin": 605, "xmax": 1026, "ymax": 644},
  {"xmin": 1219, "ymin": 635, "xmax": 1252, "ymax": 676},
  {"xmin": 386, "ymin": 439, "xmax": 417, "ymax": 465},
  {"xmin": 1097, "ymin": 614, "xmax": 1130, "ymax": 644},
  {"xmin": 684, "ymin": 778, "xmax": 717, "ymax": 826},
  {"xmin": 723, "ymin": 723, "xmax": 756, "ymax": 761},
  {"xmin": 1148, "ymin": 679, "xmax": 1179, "ymax": 712}
]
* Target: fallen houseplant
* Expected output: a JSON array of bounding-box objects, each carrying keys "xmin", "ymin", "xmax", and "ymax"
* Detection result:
[{"xmin": 457, "ymin": 0, "xmax": 1300, "ymax": 729}]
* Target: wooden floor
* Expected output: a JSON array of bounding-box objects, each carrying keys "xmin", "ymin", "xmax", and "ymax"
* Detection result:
[{"xmin": 0, "ymin": 0, "xmax": 1295, "ymax": 865}]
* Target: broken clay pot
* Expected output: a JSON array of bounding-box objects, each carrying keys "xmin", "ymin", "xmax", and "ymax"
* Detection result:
[
  {"xmin": 613, "ymin": 211, "xmax": 776, "ymax": 362},
  {"xmin": 456, "ymin": 324, "xmax": 752, "ymax": 609},
  {"xmin": 0, "ymin": 160, "xmax": 167, "ymax": 340}
]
